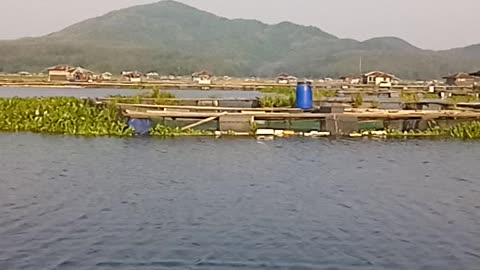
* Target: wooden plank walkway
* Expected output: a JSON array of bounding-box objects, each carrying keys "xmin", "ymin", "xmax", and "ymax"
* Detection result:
[
  {"xmin": 124, "ymin": 108, "xmax": 480, "ymax": 120},
  {"xmin": 117, "ymin": 103, "xmax": 302, "ymax": 113}
]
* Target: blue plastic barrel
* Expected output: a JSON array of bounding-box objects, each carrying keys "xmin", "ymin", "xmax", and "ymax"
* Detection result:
[
  {"xmin": 128, "ymin": 118, "xmax": 152, "ymax": 135},
  {"xmin": 296, "ymin": 82, "xmax": 313, "ymax": 109}
]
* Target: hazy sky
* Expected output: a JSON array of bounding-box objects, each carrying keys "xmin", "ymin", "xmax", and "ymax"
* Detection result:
[{"xmin": 1, "ymin": 0, "xmax": 478, "ymax": 50}]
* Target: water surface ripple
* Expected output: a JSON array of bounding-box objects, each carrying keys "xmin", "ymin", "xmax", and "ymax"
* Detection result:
[{"xmin": 0, "ymin": 134, "xmax": 479, "ymax": 269}]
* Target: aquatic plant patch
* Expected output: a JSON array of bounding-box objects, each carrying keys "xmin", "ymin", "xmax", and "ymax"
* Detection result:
[
  {"xmin": 387, "ymin": 121, "xmax": 480, "ymax": 139},
  {"xmin": 150, "ymin": 124, "xmax": 212, "ymax": 137},
  {"xmin": 259, "ymin": 87, "xmax": 337, "ymax": 108},
  {"xmin": 109, "ymin": 87, "xmax": 178, "ymax": 105},
  {"xmin": 0, "ymin": 98, "xmax": 134, "ymax": 136}
]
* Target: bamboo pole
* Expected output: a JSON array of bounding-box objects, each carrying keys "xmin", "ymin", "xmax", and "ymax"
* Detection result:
[
  {"xmin": 181, "ymin": 112, "xmax": 228, "ymax": 131},
  {"xmin": 117, "ymin": 103, "xmax": 301, "ymax": 112}
]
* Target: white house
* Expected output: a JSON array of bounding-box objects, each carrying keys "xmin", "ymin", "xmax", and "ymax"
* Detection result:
[
  {"xmin": 122, "ymin": 71, "xmax": 143, "ymax": 82},
  {"xmin": 362, "ymin": 71, "xmax": 397, "ymax": 87},
  {"xmin": 276, "ymin": 73, "xmax": 297, "ymax": 84},
  {"xmin": 192, "ymin": 71, "xmax": 213, "ymax": 85},
  {"xmin": 101, "ymin": 72, "xmax": 112, "ymax": 81},
  {"xmin": 18, "ymin": 71, "xmax": 32, "ymax": 77},
  {"xmin": 145, "ymin": 72, "xmax": 160, "ymax": 80},
  {"xmin": 47, "ymin": 65, "xmax": 93, "ymax": 82},
  {"xmin": 47, "ymin": 65, "xmax": 76, "ymax": 81}
]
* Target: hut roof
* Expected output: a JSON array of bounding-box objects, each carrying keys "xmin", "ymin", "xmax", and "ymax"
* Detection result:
[
  {"xmin": 73, "ymin": 67, "xmax": 93, "ymax": 74},
  {"xmin": 192, "ymin": 71, "xmax": 212, "ymax": 77},
  {"xmin": 469, "ymin": 70, "xmax": 480, "ymax": 77},
  {"xmin": 122, "ymin": 71, "xmax": 143, "ymax": 78},
  {"xmin": 363, "ymin": 71, "xmax": 396, "ymax": 79},
  {"xmin": 442, "ymin": 72, "xmax": 475, "ymax": 79},
  {"xmin": 47, "ymin": 65, "xmax": 76, "ymax": 72}
]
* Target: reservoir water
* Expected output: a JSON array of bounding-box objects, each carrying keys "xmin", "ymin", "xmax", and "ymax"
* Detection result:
[
  {"xmin": 0, "ymin": 87, "xmax": 263, "ymax": 99},
  {"xmin": 0, "ymin": 134, "xmax": 479, "ymax": 269}
]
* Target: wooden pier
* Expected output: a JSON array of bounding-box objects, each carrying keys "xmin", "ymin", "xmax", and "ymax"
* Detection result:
[{"xmin": 113, "ymin": 102, "xmax": 480, "ymax": 135}]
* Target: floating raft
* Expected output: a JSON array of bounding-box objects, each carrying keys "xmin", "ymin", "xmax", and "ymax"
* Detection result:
[
  {"xmin": 109, "ymin": 102, "xmax": 480, "ymax": 135},
  {"xmin": 121, "ymin": 103, "xmax": 480, "ymax": 120}
]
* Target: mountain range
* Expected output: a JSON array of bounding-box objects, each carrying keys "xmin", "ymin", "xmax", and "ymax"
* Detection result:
[{"xmin": 0, "ymin": 0, "xmax": 479, "ymax": 79}]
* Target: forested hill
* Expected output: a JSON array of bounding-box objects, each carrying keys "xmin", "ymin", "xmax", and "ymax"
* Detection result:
[{"xmin": 0, "ymin": 0, "xmax": 479, "ymax": 79}]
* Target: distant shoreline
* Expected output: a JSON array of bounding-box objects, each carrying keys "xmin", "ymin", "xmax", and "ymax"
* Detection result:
[{"xmin": 0, "ymin": 80, "xmax": 478, "ymax": 94}]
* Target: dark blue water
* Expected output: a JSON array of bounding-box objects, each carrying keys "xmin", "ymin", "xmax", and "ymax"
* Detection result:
[
  {"xmin": 0, "ymin": 134, "xmax": 479, "ymax": 270},
  {"xmin": 0, "ymin": 87, "xmax": 263, "ymax": 99}
]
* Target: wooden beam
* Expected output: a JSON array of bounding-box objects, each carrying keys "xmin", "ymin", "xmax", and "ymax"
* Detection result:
[
  {"xmin": 118, "ymin": 103, "xmax": 301, "ymax": 112},
  {"xmin": 181, "ymin": 112, "xmax": 228, "ymax": 131},
  {"xmin": 125, "ymin": 110, "xmax": 329, "ymax": 119}
]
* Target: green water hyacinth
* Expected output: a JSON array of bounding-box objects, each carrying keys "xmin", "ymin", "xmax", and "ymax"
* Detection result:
[
  {"xmin": 259, "ymin": 87, "xmax": 296, "ymax": 108},
  {"xmin": 259, "ymin": 95, "xmax": 295, "ymax": 108},
  {"xmin": 448, "ymin": 121, "xmax": 480, "ymax": 139},
  {"xmin": 387, "ymin": 121, "xmax": 480, "ymax": 139},
  {"xmin": 150, "ymin": 124, "xmax": 212, "ymax": 137},
  {"xmin": 259, "ymin": 87, "xmax": 336, "ymax": 108},
  {"xmin": 0, "ymin": 97, "xmax": 134, "ymax": 136}
]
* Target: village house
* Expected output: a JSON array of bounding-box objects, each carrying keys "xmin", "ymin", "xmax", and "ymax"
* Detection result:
[
  {"xmin": 362, "ymin": 71, "xmax": 397, "ymax": 87},
  {"xmin": 192, "ymin": 71, "xmax": 213, "ymax": 85},
  {"xmin": 276, "ymin": 73, "xmax": 297, "ymax": 84},
  {"xmin": 288, "ymin": 76, "xmax": 298, "ymax": 83},
  {"xmin": 276, "ymin": 73, "xmax": 289, "ymax": 84},
  {"xmin": 470, "ymin": 71, "xmax": 480, "ymax": 85},
  {"xmin": 145, "ymin": 72, "xmax": 160, "ymax": 80},
  {"xmin": 47, "ymin": 65, "xmax": 93, "ymax": 82},
  {"xmin": 469, "ymin": 70, "xmax": 480, "ymax": 78},
  {"xmin": 100, "ymin": 72, "xmax": 112, "ymax": 81},
  {"xmin": 47, "ymin": 65, "xmax": 76, "ymax": 81},
  {"xmin": 339, "ymin": 75, "xmax": 362, "ymax": 84},
  {"xmin": 443, "ymin": 73, "xmax": 475, "ymax": 86},
  {"xmin": 18, "ymin": 71, "xmax": 32, "ymax": 77},
  {"xmin": 122, "ymin": 71, "xmax": 143, "ymax": 82},
  {"xmin": 71, "ymin": 67, "xmax": 94, "ymax": 82}
]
